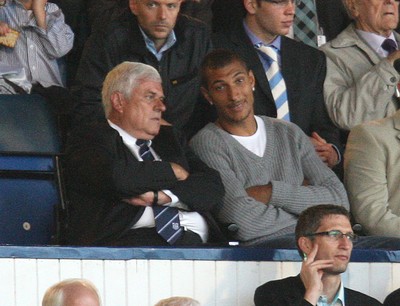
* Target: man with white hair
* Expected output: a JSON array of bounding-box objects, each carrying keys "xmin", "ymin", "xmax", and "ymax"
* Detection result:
[{"xmin": 66, "ymin": 61, "xmax": 224, "ymax": 246}]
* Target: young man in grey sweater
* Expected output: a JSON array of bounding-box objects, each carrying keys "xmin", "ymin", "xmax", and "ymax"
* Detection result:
[{"xmin": 190, "ymin": 49, "xmax": 349, "ymax": 247}]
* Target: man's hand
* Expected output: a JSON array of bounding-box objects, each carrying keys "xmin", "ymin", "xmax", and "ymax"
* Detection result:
[
  {"xmin": 160, "ymin": 118, "xmax": 172, "ymax": 126},
  {"xmin": 123, "ymin": 191, "xmax": 154, "ymax": 207},
  {"xmin": 0, "ymin": 22, "xmax": 10, "ymax": 36},
  {"xmin": 29, "ymin": 0, "xmax": 47, "ymax": 29},
  {"xmin": 246, "ymin": 184, "xmax": 272, "ymax": 204},
  {"xmin": 387, "ymin": 50, "xmax": 400, "ymax": 65},
  {"xmin": 170, "ymin": 162, "xmax": 189, "ymax": 181},
  {"xmin": 309, "ymin": 132, "xmax": 338, "ymax": 168},
  {"xmin": 123, "ymin": 191, "xmax": 172, "ymax": 206},
  {"xmin": 301, "ymin": 244, "xmax": 334, "ymax": 305}
]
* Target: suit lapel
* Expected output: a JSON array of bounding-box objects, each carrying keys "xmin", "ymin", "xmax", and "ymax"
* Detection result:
[
  {"xmin": 152, "ymin": 127, "xmax": 189, "ymax": 169},
  {"xmin": 280, "ymin": 37, "xmax": 300, "ymax": 123}
]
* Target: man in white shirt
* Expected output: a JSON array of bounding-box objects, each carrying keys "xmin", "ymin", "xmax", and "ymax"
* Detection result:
[{"xmin": 65, "ymin": 61, "xmax": 224, "ymax": 246}]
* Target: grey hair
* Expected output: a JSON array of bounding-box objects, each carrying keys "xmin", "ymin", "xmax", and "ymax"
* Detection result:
[
  {"xmin": 42, "ymin": 278, "xmax": 100, "ymax": 306},
  {"xmin": 154, "ymin": 296, "xmax": 201, "ymax": 306},
  {"xmin": 101, "ymin": 61, "xmax": 162, "ymax": 118}
]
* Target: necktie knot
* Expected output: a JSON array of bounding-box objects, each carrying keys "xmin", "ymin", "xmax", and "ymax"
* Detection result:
[
  {"xmin": 136, "ymin": 139, "xmax": 150, "ymax": 147},
  {"xmin": 136, "ymin": 139, "xmax": 154, "ymax": 161},
  {"xmin": 382, "ymin": 39, "xmax": 397, "ymax": 55},
  {"xmin": 257, "ymin": 45, "xmax": 278, "ymax": 63}
]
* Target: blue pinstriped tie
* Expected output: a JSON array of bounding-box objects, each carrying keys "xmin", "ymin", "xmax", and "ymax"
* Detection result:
[
  {"xmin": 136, "ymin": 139, "xmax": 183, "ymax": 244},
  {"xmin": 257, "ymin": 45, "xmax": 290, "ymax": 121}
]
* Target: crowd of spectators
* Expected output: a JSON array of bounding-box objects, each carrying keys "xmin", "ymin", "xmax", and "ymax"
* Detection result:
[{"xmin": 2, "ymin": 0, "xmax": 400, "ymax": 304}]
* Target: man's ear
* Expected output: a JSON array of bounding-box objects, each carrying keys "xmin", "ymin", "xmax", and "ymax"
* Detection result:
[
  {"xmin": 129, "ymin": 0, "xmax": 138, "ymax": 16},
  {"xmin": 343, "ymin": 0, "xmax": 358, "ymax": 19},
  {"xmin": 248, "ymin": 70, "xmax": 256, "ymax": 89},
  {"xmin": 298, "ymin": 237, "xmax": 313, "ymax": 257},
  {"xmin": 243, "ymin": 0, "xmax": 257, "ymax": 14},
  {"xmin": 201, "ymin": 86, "xmax": 213, "ymax": 105},
  {"xmin": 110, "ymin": 92, "xmax": 125, "ymax": 113}
]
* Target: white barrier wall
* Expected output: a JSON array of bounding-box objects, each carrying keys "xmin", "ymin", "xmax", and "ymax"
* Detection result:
[{"xmin": 1, "ymin": 258, "xmax": 399, "ymax": 306}]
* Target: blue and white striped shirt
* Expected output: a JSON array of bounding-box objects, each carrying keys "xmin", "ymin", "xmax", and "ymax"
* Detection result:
[{"xmin": 0, "ymin": 0, "xmax": 74, "ymax": 87}]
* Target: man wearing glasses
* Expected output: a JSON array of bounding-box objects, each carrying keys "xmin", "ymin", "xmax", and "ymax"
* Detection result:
[
  {"xmin": 212, "ymin": 0, "xmax": 343, "ymax": 174},
  {"xmin": 254, "ymin": 204, "xmax": 382, "ymax": 306}
]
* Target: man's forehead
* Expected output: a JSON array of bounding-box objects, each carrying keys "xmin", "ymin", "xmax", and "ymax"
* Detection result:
[
  {"xmin": 207, "ymin": 63, "xmax": 248, "ymax": 81},
  {"xmin": 317, "ymin": 214, "xmax": 352, "ymax": 230}
]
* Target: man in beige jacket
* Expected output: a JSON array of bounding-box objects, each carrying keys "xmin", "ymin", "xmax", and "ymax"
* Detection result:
[{"xmin": 345, "ymin": 110, "xmax": 400, "ymax": 236}]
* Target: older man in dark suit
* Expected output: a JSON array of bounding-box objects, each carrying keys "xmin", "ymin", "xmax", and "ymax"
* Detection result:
[
  {"xmin": 65, "ymin": 62, "xmax": 224, "ymax": 246},
  {"xmin": 212, "ymin": 0, "xmax": 342, "ymax": 173}
]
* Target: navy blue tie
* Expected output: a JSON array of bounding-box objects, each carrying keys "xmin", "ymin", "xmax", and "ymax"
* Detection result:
[
  {"xmin": 382, "ymin": 39, "xmax": 397, "ymax": 55},
  {"xmin": 136, "ymin": 139, "xmax": 183, "ymax": 244}
]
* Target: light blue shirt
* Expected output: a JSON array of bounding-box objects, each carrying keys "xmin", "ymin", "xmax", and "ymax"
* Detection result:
[
  {"xmin": 317, "ymin": 282, "xmax": 345, "ymax": 306},
  {"xmin": 243, "ymin": 20, "xmax": 282, "ymax": 67},
  {"xmin": 139, "ymin": 26, "xmax": 177, "ymax": 61}
]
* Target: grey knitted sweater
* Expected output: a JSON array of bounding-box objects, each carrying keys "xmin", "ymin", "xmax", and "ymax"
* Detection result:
[{"xmin": 190, "ymin": 116, "xmax": 349, "ymax": 245}]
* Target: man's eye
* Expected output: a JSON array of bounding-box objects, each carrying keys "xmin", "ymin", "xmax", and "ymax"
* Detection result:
[
  {"xmin": 167, "ymin": 4, "xmax": 177, "ymax": 9},
  {"xmin": 328, "ymin": 231, "xmax": 341, "ymax": 237},
  {"xmin": 214, "ymin": 85, "xmax": 225, "ymax": 91}
]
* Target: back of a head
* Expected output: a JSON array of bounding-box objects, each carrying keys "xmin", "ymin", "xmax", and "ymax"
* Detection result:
[
  {"xmin": 42, "ymin": 278, "xmax": 101, "ymax": 306},
  {"xmin": 295, "ymin": 204, "xmax": 350, "ymax": 255},
  {"xmin": 154, "ymin": 296, "xmax": 201, "ymax": 306}
]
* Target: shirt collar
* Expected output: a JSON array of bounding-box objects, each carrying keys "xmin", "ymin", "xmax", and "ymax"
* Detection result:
[
  {"xmin": 139, "ymin": 26, "xmax": 177, "ymax": 61},
  {"xmin": 318, "ymin": 282, "xmax": 345, "ymax": 306},
  {"xmin": 107, "ymin": 120, "xmax": 152, "ymax": 153},
  {"xmin": 242, "ymin": 19, "xmax": 281, "ymax": 50},
  {"xmin": 356, "ymin": 29, "xmax": 397, "ymax": 56}
]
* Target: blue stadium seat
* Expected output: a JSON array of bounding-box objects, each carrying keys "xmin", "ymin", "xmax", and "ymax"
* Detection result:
[{"xmin": 0, "ymin": 94, "xmax": 62, "ymax": 245}]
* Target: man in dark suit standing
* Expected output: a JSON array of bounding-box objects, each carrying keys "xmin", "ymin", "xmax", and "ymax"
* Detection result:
[
  {"xmin": 65, "ymin": 61, "xmax": 224, "ymax": 246},
  {"xmin": 212, "ymin": 0, "xmax": 342, "ymax": 171},
  {"xmin": 254, "ymin": 204, "xmax": 382, "ymax": 306}
]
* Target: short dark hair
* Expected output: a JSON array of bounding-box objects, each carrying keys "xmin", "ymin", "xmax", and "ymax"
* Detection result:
[
  {"xmin": 295, "ymin": 205, "xmax": 350, "ymax": 255},
  {"xmin": 200, "ymin": 49, "xmax": 250, "ymax": 88}
]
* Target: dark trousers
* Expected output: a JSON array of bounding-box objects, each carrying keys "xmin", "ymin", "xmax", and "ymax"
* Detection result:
[{"xmin": 110, "ymin": 228, "xmax": 203, "ymax": 247}]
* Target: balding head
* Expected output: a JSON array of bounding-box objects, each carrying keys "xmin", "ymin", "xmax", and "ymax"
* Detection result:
[{"xmin": 42, "ymin": 279, "xmax": 101, "ymax": 306}]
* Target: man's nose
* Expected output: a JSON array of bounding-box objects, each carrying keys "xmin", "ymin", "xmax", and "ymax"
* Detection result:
[
  {"xmin": 157, "ymin": 6, "xmax": 167, "ymax": 20},
  {"xmin": 228, "ymin": 86, "xmax": 241, "ymax": 101},
  {"xmin": 154, "ymin": 98, "xmax": 166, "ymax": 112}
]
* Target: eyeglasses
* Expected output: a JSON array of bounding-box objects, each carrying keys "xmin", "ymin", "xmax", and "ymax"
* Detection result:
[
  {"xmin": 262, "ymin": 0, "xmax": 301, "ymax": 7},
  {"xmin": 305, "ymin": 230, "xmax": 358, "ymax": 243}
]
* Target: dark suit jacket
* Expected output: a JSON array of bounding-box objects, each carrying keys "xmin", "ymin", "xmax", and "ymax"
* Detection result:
[
  {"xmin": 316, "ymin": 0, "xmax": 351, "ymax": 41},
  {"xmin": 254, "ymin": 275, "xmax": 383, "ymax": 306},
  {"xmin": 212, "ymin": 21, "xmax": 343, "ymax": 154},
  {"xmin": 384, "ymin": 288, "xmax": 400, "ymax": 306},
  {"xmin": 65, "ymin": 123, "xmax": 225, "ymax": 245}
]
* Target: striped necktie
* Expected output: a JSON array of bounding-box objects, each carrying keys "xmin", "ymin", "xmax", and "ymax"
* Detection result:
[
  {"xmin": 293, "ymin": 0, "xmax": 318, "ymax": 48},
  {"xmin": 257, "ymin": 45, "xmax": 290, "ymax": 121},
  {"xmin": 136, "ymin": 139, "xmax": 183, "ymax": 244}
]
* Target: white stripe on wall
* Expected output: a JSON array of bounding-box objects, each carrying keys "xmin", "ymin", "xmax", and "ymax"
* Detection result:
[{"xmin": 0, "ymin": 258, "xmax": 398, "ymax": 306}]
